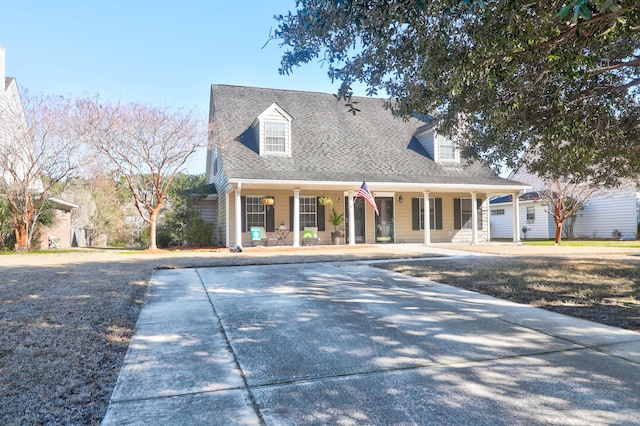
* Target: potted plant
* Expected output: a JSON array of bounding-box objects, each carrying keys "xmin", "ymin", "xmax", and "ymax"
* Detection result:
[{"xmin": 329, "ymin": 208, "xmax": 344, "ymax": 245}]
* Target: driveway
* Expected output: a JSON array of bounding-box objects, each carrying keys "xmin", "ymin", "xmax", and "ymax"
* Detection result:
[{"xmin": 102, "ymin": 260, "xmax": 640, "ymax": 425}]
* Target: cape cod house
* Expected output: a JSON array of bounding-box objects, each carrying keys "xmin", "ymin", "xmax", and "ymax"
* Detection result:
[{"xmin": 205, "ymin": 85, "xmax": 530, "ymax": 248}]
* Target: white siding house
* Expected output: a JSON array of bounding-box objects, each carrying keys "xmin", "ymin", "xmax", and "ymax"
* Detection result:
[
  {"xmin": 490, "ymin": 191, "xmax": 640, "ymax": 240},
  {"xmin": 571, "ymin": 191, "xmax": 639, "ymax": 240}
]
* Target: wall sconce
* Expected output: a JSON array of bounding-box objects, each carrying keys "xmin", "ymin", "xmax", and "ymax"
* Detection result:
[
  {"xmin": 398, "ymin": 195, "xmax": 404, "ymax": 204},
  {"xmin": 336, "ymin": 195, "xmax": 341, "ymax": 203}
]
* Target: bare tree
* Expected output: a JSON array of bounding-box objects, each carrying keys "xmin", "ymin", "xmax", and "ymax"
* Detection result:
[
  {"xmin": 0, "ymin": 90, "xmax": 79, "ymax": 250},
  {"xmin": 538, "ymin": 179, "xmax": 601, "ymax": 245},
  {"xmin": 76, "ymin": 99, "xmax": 204, "ymax": 250}
]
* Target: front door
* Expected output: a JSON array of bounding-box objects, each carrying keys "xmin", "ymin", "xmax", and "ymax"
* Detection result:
[
  {"xmin": 375, "ymin": 197, "xmax": 394, "ymax": 243},
  {"xmin": 345, "ymin": 196, "xmax": 366, "ymax": 243}
]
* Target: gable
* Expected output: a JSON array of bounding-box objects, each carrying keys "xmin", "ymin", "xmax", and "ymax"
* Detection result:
[{"xmin": 252, "ymin": 103, "xmax": 292, "ymax": 157}]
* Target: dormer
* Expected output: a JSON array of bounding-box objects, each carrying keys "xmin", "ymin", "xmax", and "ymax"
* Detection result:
[
  {"xmin": 414, "ymin": 125, "xmax": 459, "ymax": 163},
  {"xmin": 252, "ymin": 103, "xmax": 293, "ymax": 157}
]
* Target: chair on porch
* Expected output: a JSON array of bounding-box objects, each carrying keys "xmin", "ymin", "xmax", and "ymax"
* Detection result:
[
  {"xmin": 301, "ymin": 227, "xmax": 321, "ymax": 246},
  {"xmin": 250, "ymin": 227, "xmax": 268, "ymax": 246},
  {"xmin": 250, "ymin": 227, "xmax": 277, "ymax": 246}
]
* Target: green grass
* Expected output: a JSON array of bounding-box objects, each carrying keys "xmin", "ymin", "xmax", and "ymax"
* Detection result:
[{"xmin": 523, "ymin": 240, "xmax": 640, "ymax": 248}]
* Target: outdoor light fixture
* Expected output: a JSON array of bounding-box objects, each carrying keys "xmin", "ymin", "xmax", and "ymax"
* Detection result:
[{"xmin": 398, "ymin": 195, "xmax": 404, "ymax": 203}]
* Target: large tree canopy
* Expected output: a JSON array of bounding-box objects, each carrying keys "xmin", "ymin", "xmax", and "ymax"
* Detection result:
[{"xmin": 275, "ymin": 0, "xmax": 640, "ymax": 186}]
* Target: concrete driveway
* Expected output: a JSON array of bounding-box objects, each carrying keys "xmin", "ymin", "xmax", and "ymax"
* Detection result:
[{"xmin": 102, "ymin": 260, "xmax": 640, "ymax": 425}]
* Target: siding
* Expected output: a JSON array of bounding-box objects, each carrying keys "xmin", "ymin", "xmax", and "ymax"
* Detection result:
[
  {"xmin": 489, "ymin": 204, "xmax": 513, "ymax": 239},
  {"xmin": 415, "ymin": 128, "xmax": 435, "ymax": 159},
  {"xmin": 572, "ymin": 192, "xmax": 639, "ymax": 240},
  {"xmin": 198, "ymin": 199, "xmax": 217, "ymax": 224},
  {"xmin": 490, "ymin": 201, "xmax": 553, "ymax": 240}
]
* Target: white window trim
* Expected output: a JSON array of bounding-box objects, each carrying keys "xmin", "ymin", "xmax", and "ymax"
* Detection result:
[
  {"xmin": 418, "ymin": 197, "xmax": 437, "ymax": 230},
  {"xmin": 436, "ymin": 134, "xmax": 459, "ymax": 163},
  {"xmin": 299, "ymin": 196, "xmax": 317, "ymax": 228},
  {"xmin": 257, "ymin": 103, "xmax": 293, "ymax": 157},
  {"xmin": 246, "ymin": 195, "xmax": 266, "ymax": 229}
]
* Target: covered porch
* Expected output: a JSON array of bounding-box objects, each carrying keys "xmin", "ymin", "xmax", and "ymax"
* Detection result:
[{"xmin": 224, "ymin": 180, "xmax": 529, "ymax": 248}]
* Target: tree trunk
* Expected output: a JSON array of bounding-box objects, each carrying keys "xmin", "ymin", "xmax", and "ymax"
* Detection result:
[
  {"xmin": 554, "ymin": 220, "xmax": 563, "ymax": 245},
  {"xmin": 15, "ymin": 222, "xmax": 28, "ymax": 251},
  {"xmin": 13, "ymin": 212, "xmax": 30, "ymax": 251},
  {"xmin": 148, "ymin": 211, "xmax": 157, "ymax": 250}
]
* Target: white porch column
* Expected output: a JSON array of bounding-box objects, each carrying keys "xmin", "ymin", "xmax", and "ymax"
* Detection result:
[
  {"xmin": 471, "ymin": 192, "xmax": 479, "ymax": 245},
  {"xmin": 348, "ymin": 191, "xmax": 356, "ymax": 246},
  {"xmin": 487, "ymin": 193, "xmax": 493, "ymax": 243},
  {"xmin": 292, "ymin": 189, "xmax": 300, "ymax": 247},
  {"xmin": 512, "ymin": 192, "xmax": 521, "ymax": 244},
  {"xmin": 234, "ymin": 184, "xmax": 242, "ymax": 248},
  {"xmin": 423, "ymin": 192, "xmax": 431, "ymax": 245}
]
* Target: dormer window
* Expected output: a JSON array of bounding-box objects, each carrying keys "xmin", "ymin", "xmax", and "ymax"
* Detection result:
[
  {"xmin": 265, "ymin": 121, "xmax": 286, "ymax": 154},
  {"xmin": 255, "ymin": 103, "xmax": 293, "ymax": 157},
  {"xmin": 438, "ymin": 136, "xmax": 457, "ymax": 161},
  {"xmin": 413, "ymin": 124, "xmax": 459, "ymax": 163}
]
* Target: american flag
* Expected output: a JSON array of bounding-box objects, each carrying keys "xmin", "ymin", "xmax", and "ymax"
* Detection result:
[{"xmin": 357, "ymin": 182, "xmax": 379, "ymax": 215}]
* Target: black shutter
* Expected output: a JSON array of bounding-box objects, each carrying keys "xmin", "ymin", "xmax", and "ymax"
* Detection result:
[
  {"xmin": 477, "ymin": 199, "xmax": 483, "ymax": 230},
  {"xmin": 265, "ymin": 195, "xmax": 275, "ymax": 232},
  {"xmin": 289, "ymin": 197, "xmax": 294, "ymax": 230},
  {"xmin": 435, "ymin": 198, "xmax": 443, "ymax": 230},
  {"xmin": 412, "ymin": 198, "xmax": 420, "ymax": 230},
  {"xmin": 241, "ymin": 196, "xmax": 246, "ymax": 232},
  {"xmin": 454, "ymin": 198, "xmax": 461, "ymax": 230},
  {"xmin": 317, "ymin": 199, "xmax": 325, "ymax": 231}
]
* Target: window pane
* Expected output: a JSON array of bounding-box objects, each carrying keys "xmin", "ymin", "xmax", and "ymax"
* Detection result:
[
  {"xmin": 527, "ymin": 206, "xmax": 535, "ymax": 221},
  {"xmin": 299, "ymin": 196, "xmax": 317, "ymax": 228},
  {"xmin": 439, "ymin": 138, "xmax": 456, "ymax": 160},
  {"xmin": 429, "ymin": 197, "xmax": 436, "ymax": 230},
  {"xmin": 461, "ymin": 198, "xmax": 474, "ymax": 229},
  {"xmin": 265, "ymin": 122, "xmax": 286, "ymax": 153},
  {"xmin": 419, "ymin": 197, "xmax": 437, "ymax": 230},
  {"xmin": 246, "ymin": 196, "xmax": 265, "ymax": 228}
]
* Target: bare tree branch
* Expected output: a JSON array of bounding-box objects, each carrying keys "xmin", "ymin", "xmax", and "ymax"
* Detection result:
[{"xmin": 75, "ymin": 98, "xmax": 205, "ymax": 250}]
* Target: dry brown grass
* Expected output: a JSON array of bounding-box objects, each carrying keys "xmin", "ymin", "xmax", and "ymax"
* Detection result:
[
  {"xmin": 1, "ymin": 245, "xmax": 639, "ymax": 424},
  {"xmin": 0, "ymin": 246, "xmax": 437, "ymax": 425},
  {"xmin": 378, "ymin": 256, "xmax": 640, "ymax": 331}
]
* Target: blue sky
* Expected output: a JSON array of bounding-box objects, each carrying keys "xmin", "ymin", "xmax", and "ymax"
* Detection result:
[{"xmin": 1, "ymin": 1, "xmax": 363, "ymax": 173}]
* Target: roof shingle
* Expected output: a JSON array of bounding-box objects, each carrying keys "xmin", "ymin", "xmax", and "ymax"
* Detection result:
[{"xmin": 210, "ymin": 85, "xmax": 518, "ymax": 187}]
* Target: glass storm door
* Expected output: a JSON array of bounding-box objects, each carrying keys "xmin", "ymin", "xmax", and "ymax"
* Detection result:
[
  {"xmin": 345, "ymin": 196, "xmax": 366, "ymax": 243},
  {"xmin": 375, "ymin": 197, "xmax": 394, "ymax": 243}
]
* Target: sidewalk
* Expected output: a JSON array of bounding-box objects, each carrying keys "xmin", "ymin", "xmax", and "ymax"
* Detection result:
[{"xmin": 102, "ymin": 248, "xmax": 640, "ymax": 425}]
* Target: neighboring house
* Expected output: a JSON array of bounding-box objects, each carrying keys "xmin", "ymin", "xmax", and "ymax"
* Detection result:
[
  {"xmin": 0, "ymin": 45, "xmax": 29, "ymax": 185},
  {"xmin": 39, "ymin": 197, "xmax": 79, "ymax": 249},
  {"xmin": 205, "ymin": 85, "xmax": 530, "ymax": 248},
  {"xmin": 0, "ymin": 45, "xmax": 78, "ymax": 249},
  {"xmin": 490, "ymin": 190, "xmax": 640, "ymax": 240}
]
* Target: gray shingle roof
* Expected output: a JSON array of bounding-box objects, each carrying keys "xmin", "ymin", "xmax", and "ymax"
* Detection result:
[{"xmin": 210, "ymin": 85, "xmax": 517, "ymax": 187}]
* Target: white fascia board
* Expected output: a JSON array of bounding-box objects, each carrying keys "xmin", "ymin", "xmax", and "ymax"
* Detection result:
[
  {"xmin": 228, "ymin": 178, "xmax": 531, "ymax": 193},
  {"xmin": 49, "ymin": 197, "xmax": 80, "ymax": 210}
]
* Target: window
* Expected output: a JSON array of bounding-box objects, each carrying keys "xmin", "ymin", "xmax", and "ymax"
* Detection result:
[
  {"xmin": 264, "ymin": 121, "xmax": 286, "ymax": 154},
  {"xmin": 492, "ymin": 209, "xmax": 505, "ymax": 216},
  {"xmin": 438, "ymin": 136, "xmax": 456, "ymax": 161},
  {"xmin": 412, "ymin": 197, "xmax": 442, "ymax": 230},
  {"xmin": 419, "ymin": 197, "xmax": 437, "ymax": 230},
  {"xmin": 460, "ymin": 198, "xmax": 473, "ymax": 229},
  {"xmin": 246, "ymin": 196, "xmax": 265, "ymax": 228},
  {"xmin": 527, "ymin": 206, "xmax": 535, "ymax": 222},
  {"xmin": 454, "ymin": 198, "xmax": 483, "ymax": 230},
  {"xmin": 299, "ymin": 196, "xmax": 317, "ymax": 228}
]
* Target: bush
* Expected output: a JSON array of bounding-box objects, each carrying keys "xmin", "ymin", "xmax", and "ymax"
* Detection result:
[{"xmin": 184, "ymin": 217, "xmax": 214, "ymax": 247}]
